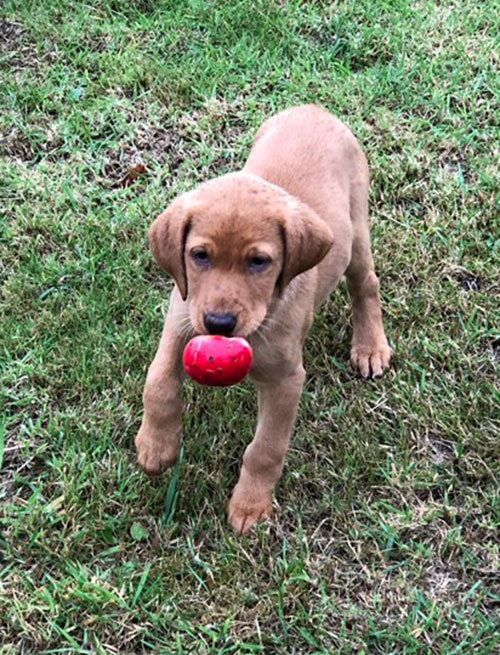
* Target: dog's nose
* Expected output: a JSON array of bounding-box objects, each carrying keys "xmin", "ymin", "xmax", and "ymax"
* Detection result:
[{"xmin": 203, "ymin": 311, "xmax": 237, "ymax": 336}]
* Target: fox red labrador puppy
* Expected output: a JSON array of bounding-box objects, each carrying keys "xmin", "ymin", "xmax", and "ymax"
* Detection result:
[{"xmin": 136, "ymin": 105, "xmax": 391, "ymax": 533}]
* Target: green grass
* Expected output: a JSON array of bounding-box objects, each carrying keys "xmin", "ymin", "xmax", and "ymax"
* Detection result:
[{"xmin": 1, "ymin": 0, "xmax": 499, "ymax": 652}]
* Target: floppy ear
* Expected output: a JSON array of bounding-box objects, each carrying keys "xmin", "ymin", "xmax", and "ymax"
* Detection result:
[
  {"xmin": 148, "ymin": 193, "xmax": 195, "ymax": 300},
  {"xmin": 277, "ymin": 200, "xmax": 334, "ymax": 293}
]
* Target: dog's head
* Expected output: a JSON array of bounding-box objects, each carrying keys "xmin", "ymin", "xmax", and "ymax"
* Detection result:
[{"xmin": 148, "ymin": 173, "xmax": 333, "ymax": 337}]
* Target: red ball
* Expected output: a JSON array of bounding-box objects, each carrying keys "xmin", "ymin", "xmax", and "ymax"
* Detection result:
[{"xmin": 183, "ymin": 335, "xmax": 253, "ymax": 387}]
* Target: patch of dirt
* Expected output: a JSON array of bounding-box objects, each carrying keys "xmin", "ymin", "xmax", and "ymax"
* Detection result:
[
  {"xmin": 102, "ymin": 123, "xmax": 184, "ymax": 188},
  {"xmin": 1, "ymin": 121, "xmax": 67, "ymax": 163},
  {"xmin": 0, "ymin": 17, "xmax": 26, "ymax": 51},
  {"xmin": 0, "ymin": 18, "xmax": 48, "ymax": 73},
  {"xmin": 428, "ymin": 432, "xmax": 456, "ymax": 466},
  {"xmin": 452, "ymin": 268, "xmax": 481, "ymax": 292}
]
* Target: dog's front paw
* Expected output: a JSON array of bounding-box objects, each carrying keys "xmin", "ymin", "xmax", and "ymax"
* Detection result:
[
  {"xmin": 227, "ymin": 488, "xmax": 273, "ymax": 535},
  {"xmin": 350, "ymin": 340, "xmax": 391, "ymax": 379},
  {"xmin": 135, "ymin": 428, "xmax": 179, "ymax": 476}
]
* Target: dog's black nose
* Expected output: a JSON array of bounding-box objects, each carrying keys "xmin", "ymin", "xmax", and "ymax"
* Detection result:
[{"xmin": 204, "ymin": 311, "xmax": 237, "ymax": 336}]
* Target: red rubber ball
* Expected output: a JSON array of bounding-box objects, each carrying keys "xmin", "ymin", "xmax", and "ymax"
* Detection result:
[{"xmin": 183, "ymin": 335, "xmax": 253, "ymax": 386}]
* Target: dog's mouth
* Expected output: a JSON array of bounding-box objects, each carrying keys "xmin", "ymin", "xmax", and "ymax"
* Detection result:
[{"xmin": 193, "ymin": 327, "xmax": 253, "ymax": 339}]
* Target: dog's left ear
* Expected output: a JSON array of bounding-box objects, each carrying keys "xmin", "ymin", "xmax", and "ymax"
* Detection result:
[
  {"xmin": 276, "ymin": 200, "xmax": 334, "ymax": 293},
  {"xmin": 148, "ymin": 192, "xmax": 197, "ymax": 300}
]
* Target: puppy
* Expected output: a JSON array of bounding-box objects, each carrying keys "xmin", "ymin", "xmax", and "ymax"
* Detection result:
[{"xmin": 136, "ymin": 105, "xmax": 391, "ymax": 534}]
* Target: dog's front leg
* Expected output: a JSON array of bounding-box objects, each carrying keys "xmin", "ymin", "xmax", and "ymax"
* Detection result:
[
  {"xmin": 135, "ymin": 313, "xmax": 185, "ymax": 476},
  {"xmin": 228, "ymin": 364, "xmax": 306, "ymax": 534}
]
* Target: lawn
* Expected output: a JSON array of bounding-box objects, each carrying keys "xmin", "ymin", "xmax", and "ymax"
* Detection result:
[{"xmin": 1, "ymin": 0, "xmax": 499, "ymax": 653}]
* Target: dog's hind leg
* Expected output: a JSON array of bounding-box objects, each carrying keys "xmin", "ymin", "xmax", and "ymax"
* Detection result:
[{"xmin": 345, "ymin": 179, "xmax": 391, "ymax": 378}]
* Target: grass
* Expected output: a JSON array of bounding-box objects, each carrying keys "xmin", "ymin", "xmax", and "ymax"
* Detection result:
[{"xmin": 1, "ymin": 0, "xmax": 499, "ymax": 652}]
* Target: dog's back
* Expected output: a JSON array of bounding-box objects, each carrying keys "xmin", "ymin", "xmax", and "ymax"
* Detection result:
[{"xmin": 243, "ymin": 104, "xmax": 366, "ymax": 223}]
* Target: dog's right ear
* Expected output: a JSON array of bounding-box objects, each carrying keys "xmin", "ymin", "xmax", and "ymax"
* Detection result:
[{"xmin": 148, "ymin": 193, "xmax": 196, "ymax": 301}]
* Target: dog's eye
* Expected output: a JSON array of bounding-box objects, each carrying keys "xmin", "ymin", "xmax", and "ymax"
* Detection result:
[
  {"xmin": 249, "ymin": 255, "xmax": 272, "ymax": 272},
  {"xmin": 191, "ymin": 249, "xmax": 210, "ymax": 267}
]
